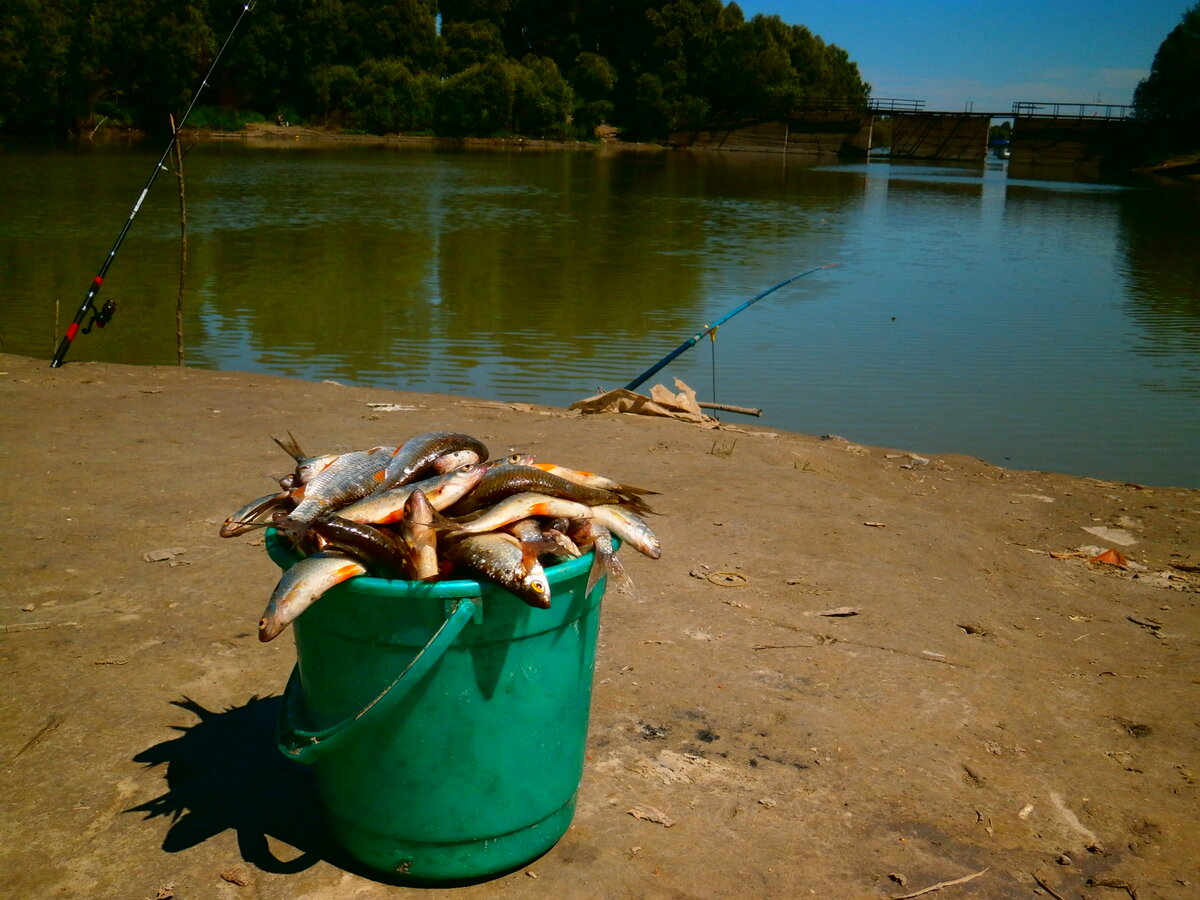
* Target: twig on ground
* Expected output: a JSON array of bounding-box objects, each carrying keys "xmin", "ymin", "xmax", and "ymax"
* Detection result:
[
  {"xmin": 1032, "ymin": 869, "xmax": 1067, "ymax": 900},
  {"xmin": 890, "ymin": 866, "xmax": 988, "ymax": 899}
]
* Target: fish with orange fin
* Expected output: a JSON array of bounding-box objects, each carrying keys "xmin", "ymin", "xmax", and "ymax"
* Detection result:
[
  {"xmin": 338, "ymin": 463, "xmax": 486, "ymax": 525},
  {"xmin": 258, "ymin": 550, "xmax": 367, "ymax": 641},
  {"xmin": 435, "ymin": 492, "xmax": 594, "ymax": 535}
]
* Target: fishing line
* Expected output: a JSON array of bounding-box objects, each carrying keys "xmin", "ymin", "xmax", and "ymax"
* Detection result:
[
  {"xmin": 50, "ymin": 1, "xmax": 257, "ymax": 368},
  {"xmin": 709, "ymin": 326, "xmax": 718, "ymax": 409},
  {"xmin": 624, "ymin": 263, "xmax": 841, "ymax": 393}
]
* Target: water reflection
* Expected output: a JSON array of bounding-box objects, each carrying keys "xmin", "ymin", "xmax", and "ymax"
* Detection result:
[
  {"xmin": 1115, "ymin": 186, "xmax": 1200, "ymax": 395},
  {"xmin": 2, "ymin": 143, "xmax": 1198, "ymax": 486}
]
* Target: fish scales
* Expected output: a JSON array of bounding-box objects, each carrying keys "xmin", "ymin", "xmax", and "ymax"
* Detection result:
[
  {"xmin": 284, "ymin": 449, "xmax": 393, "ymax": 529},
  {"xmin": 380, "ymin": 432, "xmax": 489, "ymax": 490}
]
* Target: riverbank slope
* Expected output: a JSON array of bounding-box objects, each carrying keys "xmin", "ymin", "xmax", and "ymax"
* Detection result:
[{"xmin": 1, "ymin": 352, "xmax": 1197, "ymax": 899}]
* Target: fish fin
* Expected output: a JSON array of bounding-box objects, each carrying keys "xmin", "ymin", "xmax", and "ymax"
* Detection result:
[
  {"xmin": 272, "ymin": 431, "xmax": 306, "ymax": 462},
  {"xmin": 607, "ymin": 554, "xmax": 636, "ymax": 596},
  {"xmin": 520, "ymin": 538, "xmax": 560, "ymax": 574},
  {"xmin": 585, "ymin": 550, "xmax": 604, "ymax": 595},
  {"xmin": 423, "ymin": 507, "xmax": 460, "ymax": 532}
]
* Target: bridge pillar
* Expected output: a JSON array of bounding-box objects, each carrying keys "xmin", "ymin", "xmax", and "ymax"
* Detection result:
[
  {"xmin": 1009, "ymin": 117, "xmax": 1149, "ymax": 179},
  {"xmin": 670, "ymin": 110, "xmax": 872, "ymax": 156},
  {"xmin": 889, "ymin": 113, "xmax": 989, "ymax": 161}
]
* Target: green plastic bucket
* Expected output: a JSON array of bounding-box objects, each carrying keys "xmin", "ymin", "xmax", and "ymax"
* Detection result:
[{"xmin": 265, "ymin": 529, "xmax": 611, "ymax": 880}]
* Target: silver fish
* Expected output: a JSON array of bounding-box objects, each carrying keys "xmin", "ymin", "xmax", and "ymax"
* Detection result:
[
  {"xmin": 442, "ymin": 492, "xmax": 593, "ymax": 534},
  {"xmin": 337, "ymin": 463, "xmax": 486, "ymax": 525},
  {"xmin": 283, "ymin": 448, "xmax": 393, "ymax": 530},
  {"xmin": 380, "ymin": 432, "xmax": 489, "ymax": 490},
  {"xmin": 220, "ymin": 490, "xmax": 292, "ymax": 537},
  {"xmin": 588, "ymin": 504, "xmax": 661, "ymax": 559},
  {"xmin": 258, "ymin": 550, "xmax": 367, "ymax": 642},
  {"xmin": 442, "ymin": 532, "xmax": 552, "ymax": 608}
]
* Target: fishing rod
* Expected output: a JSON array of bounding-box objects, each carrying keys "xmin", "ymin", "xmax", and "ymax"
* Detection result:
[
  {"xmin": 623, "ymin": 263, "xmax": 840, "ymax": 392},
  {"xmin": 49, "ymin": 1, "xmax": 256, "ymax": 368}
]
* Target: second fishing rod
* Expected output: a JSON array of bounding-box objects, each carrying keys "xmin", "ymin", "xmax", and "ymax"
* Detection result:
[{"xmin": 624, "ymin": 263, "xmax": 841, "ymax": 393}]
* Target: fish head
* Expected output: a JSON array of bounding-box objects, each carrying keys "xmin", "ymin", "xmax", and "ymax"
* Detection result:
[
  {"xmin": 433, "ymin": 448, "xmax": 484, "ymax": 473},
  {"xmin": 258, "ymin": 601, "xmax": 282, "ymax": 642},
  {"xmin": 518, "ymin": 564, "xmax": 552, "ymax": 609}
]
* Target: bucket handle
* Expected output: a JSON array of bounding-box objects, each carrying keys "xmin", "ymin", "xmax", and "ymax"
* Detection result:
[{"xmin": 277, "ymin": 597, "xmax": 479, "ymax": 764}]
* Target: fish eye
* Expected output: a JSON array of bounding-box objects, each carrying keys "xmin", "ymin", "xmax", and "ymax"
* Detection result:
[{"xmin": 531, "ymin": 581, "xmax": 546, "ymax": 593}]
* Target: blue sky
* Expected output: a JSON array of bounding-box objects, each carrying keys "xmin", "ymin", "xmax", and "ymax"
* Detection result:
[{"xmin": 733, "ymin": 1, "xmax": 1193, "ymax": 113}]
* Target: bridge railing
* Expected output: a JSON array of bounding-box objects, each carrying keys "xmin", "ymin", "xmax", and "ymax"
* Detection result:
[
  {"xmin": 1012, "ymin": 101, "xmax": 1133, "ymax": 120},
  {"xmin": 868, "ymin": 98, "xmax": 926, "ymax": 112}
]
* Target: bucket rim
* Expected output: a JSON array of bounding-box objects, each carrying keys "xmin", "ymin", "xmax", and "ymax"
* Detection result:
[{"xmin": 265, "ymin": 527, "xmax": 614, "ymax": 598}]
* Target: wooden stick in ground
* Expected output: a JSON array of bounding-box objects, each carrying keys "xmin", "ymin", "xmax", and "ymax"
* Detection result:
[
  {"xmin": 170, "ymin": 113, "xmax": 187, "ymax": 365},
  {"xmin": 698, "ymin": 401, "xmax": 762, "ymax": 416},
  {"xmin": 891, "ymin": 866, "xmax": 989, "ymax": 899}
]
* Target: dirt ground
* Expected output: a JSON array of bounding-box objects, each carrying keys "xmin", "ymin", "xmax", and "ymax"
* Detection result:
[{"xmin": 1, "ymin": 351, "xmax": 1197, "ymax": 900}]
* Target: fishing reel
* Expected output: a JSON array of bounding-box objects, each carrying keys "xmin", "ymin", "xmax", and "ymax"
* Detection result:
[{"xmin": 82, "ymin": 299, "xmax": 117, "ymax": 334}]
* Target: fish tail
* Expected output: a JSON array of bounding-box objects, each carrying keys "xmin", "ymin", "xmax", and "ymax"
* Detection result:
[
  {"xmin": 616, "ymin": 482, "xmax": 660, "ymax": 497},
  {"xmin": 620, "ymin": 494, "xmax": 659, "ymax": 516}
]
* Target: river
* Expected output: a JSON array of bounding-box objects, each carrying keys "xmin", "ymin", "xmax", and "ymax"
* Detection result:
[{"xmin": 2, "ymin": 140, "xmax": 1198, "ymax": 487}]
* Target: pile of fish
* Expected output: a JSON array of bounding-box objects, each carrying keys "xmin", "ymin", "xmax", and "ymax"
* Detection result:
[{"xmin": 220, "ymin": 431, "xmax": 661, "ymax": 642}]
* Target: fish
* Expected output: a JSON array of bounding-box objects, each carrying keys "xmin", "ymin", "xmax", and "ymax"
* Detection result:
[
  {"xmin": 531, "ymin": 463, "xmax": 659, "ymax": 499},
  {"xmin": 588, "ymin": 504, "xmax": 662, "ymax": 559},
  {"xmin": 337, "ymin": 463, "xmax": 486, "ymax": 525},
  {"xmin": 258, "ymin": 550, "xmax": 367, "ymax": 642},
  {"xmin": 438, "ymin": 492, "xmax": 594, "ymax": 534},
  {"xmin": 272, "ymin": 432, "xmax": 397, "ymax": 487},
  {"xmin": 507, "ymin": 518, "xmax": 581, "ymax": 563},
  {"xmin": 220, "ymin": 490, "xmax": 293, "ymax": 537},
  {"xmin": 308, "ymin": 515, "xmax": 411, "ymax": 578},
  {"xmin": 400, "ymin": 490, "xmax": 440, "ymax": 581},
  {"xmin": 442, "ymin": 532, "xmax": 553, "ymax": 608},
  {"xmin": 446, "ymin": 463, "xmax": 652, "ymax": 515},
  {"xmin": 229, "ymin": 429, "xmax": 661, "ymax": 630},
  {"xmin": 379, "ymin": 432, "xmax": 489, "ymax": 490},
  {"xmin": 282, "ymin": 448, "xmax": 394, "ymax": 531},
  {"xmin": 569, "ymin": 519, "xmax": 634, "ymax": 596}
]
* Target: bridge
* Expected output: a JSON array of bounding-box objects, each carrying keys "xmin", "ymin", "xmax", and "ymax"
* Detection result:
[{"xmin": 670, "ymin": 99, "xmax": 1146, "ymax": 178}]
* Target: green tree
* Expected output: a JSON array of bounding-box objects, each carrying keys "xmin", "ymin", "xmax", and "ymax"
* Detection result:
[
  {"xmin": 1132, "ymin": 2, "xmax": 1200, "ymax": 150},
  {"xmin": 355, "ymin": 58, "xmax": 436, "ymax": 133},
  {"xmin": 441, "ymin": 20, "xmax": 506, "ymax": 74}
]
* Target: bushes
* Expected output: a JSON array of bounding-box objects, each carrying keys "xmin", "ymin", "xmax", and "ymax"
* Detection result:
[{"xmin": 435, "ymin": 56, "xmax": 574, "ymax": 138}]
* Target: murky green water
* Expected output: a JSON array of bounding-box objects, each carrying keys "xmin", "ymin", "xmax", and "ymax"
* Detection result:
[{"xmin": 2, "ymin": 141, "xmax": 1198, "ymax": 487}]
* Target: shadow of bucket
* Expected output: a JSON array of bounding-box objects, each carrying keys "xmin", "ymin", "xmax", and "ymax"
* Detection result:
[{"xmin": 266, "ymin": 528, "xmax": 613, "ymax": 881}]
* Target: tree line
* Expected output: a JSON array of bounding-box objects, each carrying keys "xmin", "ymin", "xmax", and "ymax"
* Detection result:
[{"xmin": 0, "ymin": 0, "xmax": 871, "ymax": 141}]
